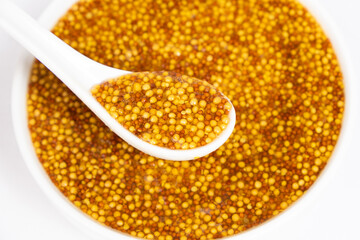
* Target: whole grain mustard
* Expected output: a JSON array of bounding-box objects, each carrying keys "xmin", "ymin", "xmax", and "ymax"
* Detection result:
[
  {"xmin": 92, "ymin": 71, "xmax": 231, "ymax": 149},
  {"xmin": 27, "ymin": 0, "xmax": 345, "ymax": 239}
]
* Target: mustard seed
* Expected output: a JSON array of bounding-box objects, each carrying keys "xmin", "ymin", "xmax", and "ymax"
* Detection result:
[
  {"xmin": 27, "ymin": 0, "xmax": 345, "ymax": 239},
  {"xmin": 92, "ymin": 71, "xmax": 231, "ymax": 150}
]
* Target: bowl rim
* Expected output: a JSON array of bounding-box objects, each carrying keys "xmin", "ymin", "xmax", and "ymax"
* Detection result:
[{"xmin": 11, "ymin": 0, "xmax": 356, "ymax": 239}]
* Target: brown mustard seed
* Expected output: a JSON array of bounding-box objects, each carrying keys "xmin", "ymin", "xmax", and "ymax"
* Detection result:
[
  {"xmin": 92, "ymin": 71, "xmax": 231, "ymax": 150},
  {"xmin": 27, "ymin": 0, "xmax": 345, "ymax": 239}
]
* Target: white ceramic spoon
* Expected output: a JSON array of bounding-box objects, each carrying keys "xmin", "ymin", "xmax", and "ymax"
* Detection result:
[{"xmin": 0, "ymin": 0, "xmax": 236, "ymax": 161}]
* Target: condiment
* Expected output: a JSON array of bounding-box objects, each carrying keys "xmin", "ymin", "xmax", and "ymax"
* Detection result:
[
  {"xmin": 92, "ymin": 71, "xmax": 231, "ymax": 150},
  {"xmin": 27, "ymin": 0, "xmax": 345, "ymax": 239}
]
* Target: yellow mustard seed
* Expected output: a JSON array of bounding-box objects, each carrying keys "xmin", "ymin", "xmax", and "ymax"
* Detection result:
[
  {"xmin": 92, "ymin": 71, "xmax": 231, "ymax": 150},
  {"xmin": 27, "ymin": 0, "xmax": 344, "ymax": 239}
]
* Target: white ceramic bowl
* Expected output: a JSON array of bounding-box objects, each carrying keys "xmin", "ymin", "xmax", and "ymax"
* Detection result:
[{"xmin": 11, "ymin": 0, "xmax": 356, "ymax": 239}]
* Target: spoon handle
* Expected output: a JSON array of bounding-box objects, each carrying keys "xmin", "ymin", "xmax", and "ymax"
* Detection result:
[{"xmin": 0, "ymin": 0, "xmax": 124, "ymax": 90}]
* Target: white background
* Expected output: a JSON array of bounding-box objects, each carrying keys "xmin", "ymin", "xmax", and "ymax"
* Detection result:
[{"xmin": 1, "ymin": 0, "xmax": 360, "ymax": 239}]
